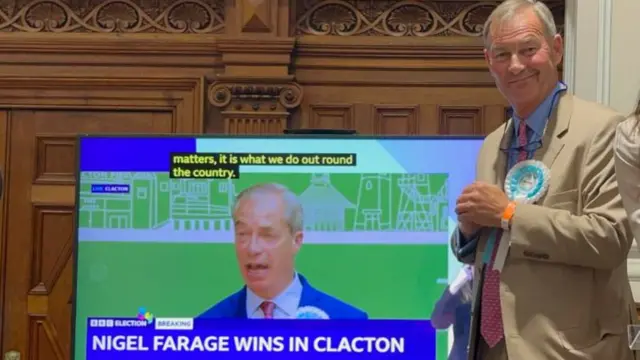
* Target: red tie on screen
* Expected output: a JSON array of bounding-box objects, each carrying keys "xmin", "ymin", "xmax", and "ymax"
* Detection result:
[
  {"xmin": 260, "ymin": 301, "xmax": 275, "ymax": 319},
  {"xmin": 480, "ymin": 120, "xmax": 528, "ymax": 347}
]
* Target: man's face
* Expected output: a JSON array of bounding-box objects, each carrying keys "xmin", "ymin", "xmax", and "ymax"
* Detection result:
[
  {"xmin": 233, "ymin": 192, "xmax": 302, "ymax": 299},
  {"xmin": 484, "ymin": 8, "xmax": 563, "ymax": 114}
]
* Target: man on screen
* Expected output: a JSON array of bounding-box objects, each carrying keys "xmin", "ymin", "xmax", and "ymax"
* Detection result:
[{"xmin": 198, "ymin": 183, "xmax": 368, "ymax": 320}]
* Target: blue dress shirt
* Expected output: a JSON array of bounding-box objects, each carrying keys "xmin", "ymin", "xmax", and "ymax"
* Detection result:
[{"xmin": 246, "ymin": 272, "xmax": 303, "ymax": 319}]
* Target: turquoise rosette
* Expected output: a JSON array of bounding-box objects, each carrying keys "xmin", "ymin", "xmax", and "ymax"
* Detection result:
[
  {"xmin": 505, "ymin": 160, "xmax": 550, "ymax": 204},
  {"xmin": 295, "ymin": 306, "xmax": 330, "ymax": 320}
]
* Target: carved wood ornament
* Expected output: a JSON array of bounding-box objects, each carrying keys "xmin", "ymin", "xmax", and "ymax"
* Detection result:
[
  {"xmin": 0, "ymin": 0, "xmax": 563, "ymax": 35},
  {"xmin": 295, "ymin": 0, "xmax": 564, "ymax": 37},
  {"xmin": 0, "ymin": 0, "xmax": 225, "ymax": 33}
]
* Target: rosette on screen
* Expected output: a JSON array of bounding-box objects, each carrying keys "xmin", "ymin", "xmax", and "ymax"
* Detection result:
[{"xmin": 295, "ymin": 306, "xmax": 330, "ymax": 319}]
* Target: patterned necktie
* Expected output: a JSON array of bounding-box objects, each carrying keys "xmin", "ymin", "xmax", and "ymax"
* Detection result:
[
  {"xmin": 517, "ymin": 119, "xmax": 528, "ymax": 162},
  {"xmin": 480, "ymin": 119, "xmax": 528, "ymax": 347},
  {"xmin": 260, "ymin": 301, "xmax": 275, "ymax": 319}
]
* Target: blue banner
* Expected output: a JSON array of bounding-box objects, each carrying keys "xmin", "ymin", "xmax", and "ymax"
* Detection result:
[
  {"xmin": 79, "ymin": 137, "xmax": 196, "ymax": 171},
  {"xmin": 85, "ymin": 317, "xmax": 436, "ymax": 360}
]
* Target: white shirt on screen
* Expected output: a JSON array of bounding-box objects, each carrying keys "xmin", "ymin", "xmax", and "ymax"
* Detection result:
[{"xmin": 246, "ymin": 272, "xmax": 302, "ymax": 319}]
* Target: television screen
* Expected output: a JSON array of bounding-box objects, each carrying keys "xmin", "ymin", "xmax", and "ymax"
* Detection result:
[{"xmin": 73, "ymin": 135, "xmax": 483, "ymax": 360}]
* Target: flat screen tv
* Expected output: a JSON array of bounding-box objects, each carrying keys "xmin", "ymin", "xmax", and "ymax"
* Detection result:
[{"xmin": 72, "ymin": 134, "xmax": 483, "ymax": 360}]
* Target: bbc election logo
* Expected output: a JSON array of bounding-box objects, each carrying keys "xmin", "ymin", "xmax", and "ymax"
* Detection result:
[
  {"xmin": 89, "ymin": 319, "xmax": 114, "ymax": 328},
  {"xmin": 138, "ymin": 307, "xmax": 154, "ymax": 324},
  {"xmin": 88, "ymin": 307, "xmax": 154, "ymax": 328},
  {"xmin": 88, "ymin": 307, "xmax": 192, "ymax": 330}
]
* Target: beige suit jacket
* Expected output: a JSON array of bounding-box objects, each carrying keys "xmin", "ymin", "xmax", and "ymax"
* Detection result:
[{"xmin": 457, "ymin": 94, "xmax": 637, "ymax": 360}]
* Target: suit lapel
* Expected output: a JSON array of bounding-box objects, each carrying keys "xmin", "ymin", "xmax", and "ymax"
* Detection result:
[
  {"xmin": 532, "ymin": 93, "xmax": 573, "ymax": 169},
  {"xmin": 298, "ymin": 274, "xmax": 318, "ymax": 307},
  {"xmin": 495, "ymin": 120, "xmax": 513, "ymax": 188},
  {"xmin": 237, "ymin": 287, "xmax": 249, "ymax": 319}
]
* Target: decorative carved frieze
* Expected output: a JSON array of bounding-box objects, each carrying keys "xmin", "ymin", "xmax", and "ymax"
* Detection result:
[
  {"xmin": 208, "ymin": 81, "xmax": 304, "ymax": 134},
  {"xmin": 0, "ymin": 0, "xmax": 224, "ymax": 33},
  {"xmin": 0, "ymin": 0, "xmax": 564, "ymax": 37},
  {"xmin": 294, "ymin": 0, "xmax": 564, "ymax": 37}
]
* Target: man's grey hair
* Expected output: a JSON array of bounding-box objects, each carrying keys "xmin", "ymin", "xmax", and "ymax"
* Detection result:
[
  {"xmin": 233, "ymin": 183, "xmax": 304, "ymax": 234},
  {"xmin": 483, "ymin": 0, "xmax": 558, "ymax": 48}
]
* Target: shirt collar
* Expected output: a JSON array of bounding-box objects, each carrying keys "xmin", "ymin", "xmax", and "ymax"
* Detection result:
[
  {"xmin": 512, "ymin": 82, "xmax": 567, "ymax": 137},
  {"xmin": 246, "ymin": 272, "xmax": 302, "ymax": 317}
]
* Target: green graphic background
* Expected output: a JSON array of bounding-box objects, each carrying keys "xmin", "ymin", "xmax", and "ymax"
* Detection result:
[{"xmin": 74, "ymin": 172, "xmax": 451, "ymax": 360}]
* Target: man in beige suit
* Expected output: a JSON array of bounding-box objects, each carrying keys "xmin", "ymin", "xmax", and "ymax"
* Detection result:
[{"xmin": 451, "ymin": 1, "xmax": 638, "ymax": 359}]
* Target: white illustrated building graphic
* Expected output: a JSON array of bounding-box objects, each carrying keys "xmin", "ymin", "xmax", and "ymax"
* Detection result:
[
  {"xmin": 78, "ymin": 172, "xmax": 449, "ymax": 244},
  {"xmin": 298, "ymin": 174, "xmax": 355, "ymax": 231},
  {"xmin": 353, "ymin": 174, "xmax": 393, "ymax": 231},
  {"xmin": 396, "ymin": 174, "xmax": 447, "ymax": 231},
  {"xmin": 170, "ymin": 179, "xmax": 235, "ymax": 231}
]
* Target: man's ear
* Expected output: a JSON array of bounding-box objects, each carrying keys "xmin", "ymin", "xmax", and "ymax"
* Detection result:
[
  {"xmin": 552, "ymin": 34, "xmax": 564, "ymax": 66},
  {"xmin": 292, "ymin": 232, "xmax": 303, "ymax": 254}
]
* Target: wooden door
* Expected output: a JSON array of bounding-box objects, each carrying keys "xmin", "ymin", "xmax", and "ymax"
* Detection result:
[{"xmin": 0, "ymin": 78, "xmax": 204, "ymax": 360}]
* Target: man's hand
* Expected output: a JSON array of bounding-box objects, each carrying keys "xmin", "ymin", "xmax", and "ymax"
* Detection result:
[
  {"xmin": 456, "ymin": 181, "xmax": 510, "ymax": 228},
  {"xmin": 458, "ymin": 219, "xmax": 480, "ymax": 238}
]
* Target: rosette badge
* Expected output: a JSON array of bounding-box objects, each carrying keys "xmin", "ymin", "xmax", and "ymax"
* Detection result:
[
  {"xmin": 505, "ymin": 160, "xmax": 550, "ymax": 204},
  {"xmin": 295, "ymin": 306, "xmax": 330, "ymax": 320}
]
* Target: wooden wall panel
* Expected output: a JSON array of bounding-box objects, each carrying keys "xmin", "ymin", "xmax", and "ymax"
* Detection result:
[
  {"xmin": 309, "ymin": 104, "xmax": 355, "ymax": 130},
  {"xmin": 439, "ymin": 106, "xmax": 484, "ymax": 135},
  {"xmin": 34, "ymin": 135, "xmax": 77, "ymax": 185},
  {"xmin": 373, "ymin": 105, "xmax": 419, "ymax": 135},
  {"xmin": 0, "ymin": 1, "xmax": 567, "ymax": 359}
]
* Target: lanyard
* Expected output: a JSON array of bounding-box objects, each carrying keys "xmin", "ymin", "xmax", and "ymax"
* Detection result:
[{"xmin": 482, "ymin": 229, "xmax": 499, "ymax": 265}]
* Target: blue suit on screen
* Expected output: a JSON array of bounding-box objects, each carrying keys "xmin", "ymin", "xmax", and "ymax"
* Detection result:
[{"xmin": 197, "ymin": 274, "xmax": 368, "ymax": 320}]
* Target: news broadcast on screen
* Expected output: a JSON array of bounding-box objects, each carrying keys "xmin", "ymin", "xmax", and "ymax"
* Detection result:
[{"xmin": 72, "ymin": 135, "xmax": 482, "ymax": 360}]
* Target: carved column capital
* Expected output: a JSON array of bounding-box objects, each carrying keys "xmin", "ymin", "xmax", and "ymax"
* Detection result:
[
  {"xmin": 209, "ymin": 81, "xmax": 303, "ymax": 110},
  {"xmin": 208, "ymin": 80, "xmax": 303, "ymax": 134}
]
